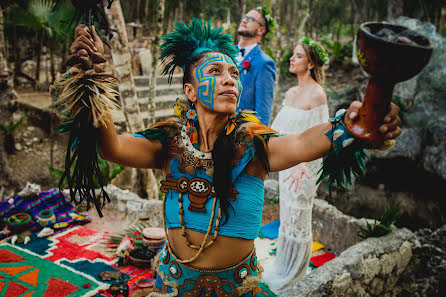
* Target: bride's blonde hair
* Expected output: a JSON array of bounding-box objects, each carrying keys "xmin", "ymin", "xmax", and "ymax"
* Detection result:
[{"xmin": 300, "ymin": 40, "xmax": 326, "ymax": 85}]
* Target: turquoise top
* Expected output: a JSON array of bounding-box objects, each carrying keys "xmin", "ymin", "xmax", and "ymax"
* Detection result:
[
  {"xmin": 136, "ymin": 123, "xmax": 274, "ymax": 240},
  {"xmin": 164, "ymin": 158, "xmax": 264, "ymax": 239}
]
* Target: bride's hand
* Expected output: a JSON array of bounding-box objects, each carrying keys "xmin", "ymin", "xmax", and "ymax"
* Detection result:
[{"xmin": 283, "ymin": 163, "xmax": 310, "ymax": 192}]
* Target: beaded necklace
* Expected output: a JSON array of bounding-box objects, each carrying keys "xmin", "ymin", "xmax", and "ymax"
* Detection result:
[{"xmin": 163, "ymin": 125, "xmax": 222, "ymax": 264}]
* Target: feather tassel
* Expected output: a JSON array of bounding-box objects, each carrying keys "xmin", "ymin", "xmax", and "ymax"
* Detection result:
[{"xmin": 51, "ymin": 67, "xmax": 120, "ymax": 217}]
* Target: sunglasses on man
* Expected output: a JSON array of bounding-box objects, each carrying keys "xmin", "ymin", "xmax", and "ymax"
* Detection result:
[{"xmin": 240, "ymin": 16, "xmax": 265, "ymax": 27}]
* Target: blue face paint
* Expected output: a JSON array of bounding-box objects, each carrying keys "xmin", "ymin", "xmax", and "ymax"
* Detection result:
[{"xmin": 195, "ymin": 53, "xmax": 242, "ymax": 110}]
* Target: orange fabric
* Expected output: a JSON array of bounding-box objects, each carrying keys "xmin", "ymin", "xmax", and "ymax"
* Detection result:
[
  {"xmin": 18, "ymin": 268, "xmax": 40, "ymax": 287},
  {"xmin": 0, "ymin": 265, "xmax": 33, "ymax": 275}
]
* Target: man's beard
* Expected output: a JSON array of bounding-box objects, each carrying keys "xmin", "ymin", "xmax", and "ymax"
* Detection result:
[{"xmin": 237, "ymin": 27, "xmax": 257, "ymax": 38}]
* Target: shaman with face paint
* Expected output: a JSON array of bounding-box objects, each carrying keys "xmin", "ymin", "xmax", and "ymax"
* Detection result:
[{"xmin": 64, "ymin": 18, "xmax": 403, "ymax": 296}]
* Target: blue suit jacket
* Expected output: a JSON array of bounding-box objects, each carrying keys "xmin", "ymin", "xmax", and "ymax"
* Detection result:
[{"xmin": 237, "ymin": 45, "xmax": 276, "ymax": 125}]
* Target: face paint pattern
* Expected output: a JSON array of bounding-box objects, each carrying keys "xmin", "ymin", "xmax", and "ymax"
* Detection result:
[{"xmin": 195, "ymin": 53, "xmax": 242, "ymax": 109}]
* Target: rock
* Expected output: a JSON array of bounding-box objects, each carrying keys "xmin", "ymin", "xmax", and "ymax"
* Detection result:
[
  {"xmin": 264, "ymin": 179, "xmax": 278, "ymax": 200},
  {"xmin": 422, "ymin": 125, "xmax": 446, "ymax": 180},
  {"xmin": 280, "ymin": 227, "xmax": 418, "ymax": 297},
  {"xmin": 139, "ymin": 48, "xmax": 153, "ymax": 76},
  {"xmin": 105, "ymin": 184, "xmax": 163, "ymax": 227},
  {"xmin": 20, "ymin": 60, "xmax": 36, "ymax": 80},
  {"xmin": 17, "ymin": 182, "xmax": 41, "ymax": 200},
  {"xmin": 15, "ymin": 143, "xmax": 23, "ymax": 151},
  {"xmin": 371, "ymin": 127, "xmax": 424, "ymax": 160}
]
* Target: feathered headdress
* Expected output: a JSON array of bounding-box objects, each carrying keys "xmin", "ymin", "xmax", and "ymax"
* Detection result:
[{"xmin": 159, "ymin": 18, "xmax": 239, "ymax": 84}]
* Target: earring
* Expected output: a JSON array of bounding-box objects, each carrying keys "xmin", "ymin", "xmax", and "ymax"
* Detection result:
[
  {"xmin": 308, "ymin": 69, "xmax": 311, "ymax": 75},
  {"xmin": 186, "ymin": 106, "xmax": 198, "ymax": 128}
]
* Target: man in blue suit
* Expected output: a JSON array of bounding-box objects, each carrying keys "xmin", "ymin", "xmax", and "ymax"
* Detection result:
[{"xmin": 237, "ymin": 8, "xmax": 276, "ymax": 125}]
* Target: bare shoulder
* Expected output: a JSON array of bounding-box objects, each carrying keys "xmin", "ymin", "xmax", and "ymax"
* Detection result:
[{"xmin": 311, "ymin": 84, "xmax": 327, "ymax": 106}]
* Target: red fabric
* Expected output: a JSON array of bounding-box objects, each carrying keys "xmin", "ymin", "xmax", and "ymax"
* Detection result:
[
  {"xmin": 4, "ymin": 281, "xmax": 28, "ymax": 297},
  {"xmin": 0, "ymin": 249, "xmax": 25, "ymax": 263},
  {"xmin": 310, "ymin": 252, "xmax": 336, "ymax": 267},
  {"xmin": 45, "ymin": 227, "xmax": 114, "ymax": 262},
  {"xmin": 43, "ymin": 277, "xmax": 78, "ymax": 297}
]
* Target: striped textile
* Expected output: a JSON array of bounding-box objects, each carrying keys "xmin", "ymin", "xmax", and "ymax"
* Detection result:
[{"xmin": 0, "ymin": 188, "xmax": 75, "ymax": 239}]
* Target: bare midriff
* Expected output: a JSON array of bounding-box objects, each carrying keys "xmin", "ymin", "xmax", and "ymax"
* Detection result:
[{"xmin": 168, "ymin": 227, "xmax": 254, "ymax": 269}]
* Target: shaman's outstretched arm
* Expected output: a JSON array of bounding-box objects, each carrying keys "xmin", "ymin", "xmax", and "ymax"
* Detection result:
[{"xmin": 267, "ymin": 101, "xmax": 401, "ymax": 172}]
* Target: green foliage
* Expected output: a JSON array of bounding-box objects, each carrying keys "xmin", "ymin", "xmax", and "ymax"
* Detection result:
[
  {"xmin": 0, "ymin": 118, "xmax": 24, "ymax": 154},
  {"xmin": 326, "ymin": 85, "xmax": 353, "ymax": 102},
  {"xmin": 357, "ymin": 202, "xmax": 402, "ymax": 240},
  {"xmin": 320, "ymin": 40, "xmax": 353, "ymax": 65},
  {"xmin": 0, "ymin": 117, "xmax": 24, "ymax": 135},
  {"xmin": 266, "ymin": 194, "xmax": 280, "ymax": 211},
  {"xmin": 49, "ymin": 157, "xmax": 125, "ymax": 188},
  {"xmin": 107, "ymin": 224, "xmax": 148, "ymax": 251},
  {"xmin": 5, "ymin": 0, "xmax": 75, "ymax": 46}
]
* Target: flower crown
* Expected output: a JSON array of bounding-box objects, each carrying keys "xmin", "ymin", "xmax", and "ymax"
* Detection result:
[
  {"xmin": 256, "ymin": 6, "xmax": 275, "ymax": 33},
  {"xmin": 299, "ymin": 37, "xmax": 329, "ymax": 65}
]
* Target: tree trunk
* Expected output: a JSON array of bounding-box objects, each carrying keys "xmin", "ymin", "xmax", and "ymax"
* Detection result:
[
  {"xmin": 238, "ymin": 0, "xmax": 246, "ymax": 23},
  {"xmin": 34, "ymin": 30, "xmax": 43, "ymax": 89},
  {"xmin": 178, "ymin": 0, "xmax": 186, "ymax": 22},
  {"xmin": 144, "ymin": 0, "xmax": 150, "ymax": 24},
  {"xmin": 0, "ymin": 7, "xmax": 8, "ymax": 79},
  {"xmin": 103, "ymin": 0, "xmax": 158, "ymax": 199},
  {"xmin": 306, "ymin": 0, "xmax": 314, "ymax": 38},
  {"xmin": 0, "ymin": 8, "xmax": 23, "ymax": 191},
  {"xmin": 148, "ymin": 0, "xmax": 164, "ymax": 126},
  {"xmin": 387, "ymin": 0, "xmax": 404, "ymax": 20}
]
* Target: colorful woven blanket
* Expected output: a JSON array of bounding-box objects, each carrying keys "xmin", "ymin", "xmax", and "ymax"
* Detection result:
[
  {"xmin": 0, "ymin": 189, "xmax": 75, "ymax": 239},
  {"xmin": 0, "ymin": 244, "xmax": 108, "ymax": 296}
]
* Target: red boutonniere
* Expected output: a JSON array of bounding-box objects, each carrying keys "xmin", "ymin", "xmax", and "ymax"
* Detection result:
[{"xmin": 242, "ymin": 60, "xmax": 251, "ymax": 71}]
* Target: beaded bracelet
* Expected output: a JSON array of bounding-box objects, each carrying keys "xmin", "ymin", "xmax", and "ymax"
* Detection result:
[
  {"xmin": 325, "ymin": 109, "xmax": 355, "ymax": 148},
  {"xmin": 326, "ymin": 109, "xmax": 395, "ymax": 152}
]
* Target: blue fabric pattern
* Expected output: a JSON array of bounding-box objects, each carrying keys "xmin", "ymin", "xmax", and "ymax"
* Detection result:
[{"xmin": 155, "ymin": 248, "xmax": 261, "ymax": 296}]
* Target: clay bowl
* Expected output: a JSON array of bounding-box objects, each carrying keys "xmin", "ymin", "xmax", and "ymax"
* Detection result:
[
  {"xmin": 129, "ymin": 248, "xmax": 156, "ymax": 268},
  {"xmin": 347, "ymin": 22, "xmax": 433, "ymax": 145},
  {"xmin": 6, "ymin": 213, "xmax": 32, "ymax": 232},
  {"xmin": 356, "ymin": 22, "xmax": 433, "ymax": 83},
  {"xmin": 143, "ymin": 227, "xmax": 166, "ymax": 251}
]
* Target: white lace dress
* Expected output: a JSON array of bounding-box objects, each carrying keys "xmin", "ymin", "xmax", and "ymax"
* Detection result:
[{"xmin": 262, "ymin": 103, "xmax": 329, "ymax": 292}]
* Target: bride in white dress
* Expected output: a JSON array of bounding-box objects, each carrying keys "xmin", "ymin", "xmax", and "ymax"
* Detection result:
[{"xmin": 262, "ymin": 38, "xmax": 329, "ymax": 292}]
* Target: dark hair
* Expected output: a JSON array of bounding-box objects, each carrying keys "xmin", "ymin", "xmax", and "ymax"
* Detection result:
[
  {"xmin": 254, "ymin": 8, "xmax": 269, "ymax": 37},
  {"xmin": 183, "ymin": 51, "xmax": 236, "ymax": 223}
]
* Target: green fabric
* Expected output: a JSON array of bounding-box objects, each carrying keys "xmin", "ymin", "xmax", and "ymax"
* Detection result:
[{"xmin": 0, "ymin": 244, "xmax": 103, "ymax": 296}]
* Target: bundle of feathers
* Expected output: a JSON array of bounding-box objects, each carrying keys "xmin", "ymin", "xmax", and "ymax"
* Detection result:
[{"xmin": 50, "ymin": 57, "xmax": 119, "ymax": 216}]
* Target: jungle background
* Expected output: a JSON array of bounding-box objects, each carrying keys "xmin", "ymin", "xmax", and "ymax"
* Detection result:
[
  {"xmin": 0, "ymin": 0, "xmax": 446, "ymax": 285},
  {"xmin": 0, "ymin": 0, "xmax": 445, "ymax": 296}
]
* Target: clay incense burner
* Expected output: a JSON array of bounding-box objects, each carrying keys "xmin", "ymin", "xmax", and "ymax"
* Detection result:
[{"xmin": 346, "ymin": 22, "xmax": 433, "ymax": 145}]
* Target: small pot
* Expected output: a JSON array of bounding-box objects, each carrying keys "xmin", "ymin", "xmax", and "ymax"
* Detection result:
[
  {"xmin": 36, "ymin": 210, "xmax": 57, "ymax": 227},
  {"xmin": 6, "ymin": 213, "xmax": 32, "ymax": 232},
  {"xmin": 142, "ymin": 227, "xmax": 166, "ymax": 251}
]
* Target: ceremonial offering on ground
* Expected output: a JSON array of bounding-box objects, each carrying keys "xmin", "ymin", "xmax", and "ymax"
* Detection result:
[
  {"xmin": 6, "ymin": 213, "xmax": 32, "ymax": 232},
  {"xmin": 142, "ymin": 227, "xmax": 166, "ymax": 251},
  {"xmin": 36, "ymin": 209, "xmax": 56, "ymax": 227}
]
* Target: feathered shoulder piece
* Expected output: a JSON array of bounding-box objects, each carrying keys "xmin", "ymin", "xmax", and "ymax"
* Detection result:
[
  {"xmin": 134, "ymin": 119, "xmax": 181, "ymax": 145},
  {"xmin": 159, "ymin": 18, "xmax": 239, "ymax": 84}
]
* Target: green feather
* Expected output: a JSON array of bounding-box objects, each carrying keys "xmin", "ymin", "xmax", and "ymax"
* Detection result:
[
  {"xmin": 159, "ymin": 18, "xmax": 239, "ymax": 84},
  {"xmin": 317, "ymin": 144, "xmax": 369, "ymax": 190}
]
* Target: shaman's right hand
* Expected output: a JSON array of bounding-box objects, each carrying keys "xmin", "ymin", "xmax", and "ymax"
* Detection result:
[{"xmin": 68, "ymin": 24, "xmax": 106, "ymax": 72}]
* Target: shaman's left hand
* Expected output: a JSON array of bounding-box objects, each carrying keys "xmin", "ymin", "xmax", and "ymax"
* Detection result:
[{"xmin": 345, "ymin": 101, "xmax": 401, "ymax": 140}]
